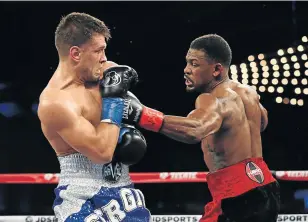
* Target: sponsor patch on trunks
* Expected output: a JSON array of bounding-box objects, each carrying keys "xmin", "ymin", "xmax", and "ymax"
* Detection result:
[{"xmin": 245, "ymin": 161, "xmax": 264, "ymax": 184}]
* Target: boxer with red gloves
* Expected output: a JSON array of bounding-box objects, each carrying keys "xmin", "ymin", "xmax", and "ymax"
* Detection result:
[
  {"xmin": 121, "ymin": 91, "xmax": 164, "ymax": 133},
  {"xmin": 122, "ymin": 34, "xmax": 280, "ymax": 222}
]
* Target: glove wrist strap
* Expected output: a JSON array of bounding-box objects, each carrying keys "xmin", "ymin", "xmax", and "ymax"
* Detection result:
[
  {"xmin": 139, "ymin": 107, "xmax": 164, "ymax": 132},
  {"xmin": 101, "ymin": 98, "xmax": 124, "ymax": 127}
]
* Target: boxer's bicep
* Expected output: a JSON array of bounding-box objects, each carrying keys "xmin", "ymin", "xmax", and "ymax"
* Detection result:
[
  {"xmin": 159, "ymin": 94, "xmax": 222, "ymax": 144},
  {"xmin": 192, "ymin": 94, "xmax": 223, "ymax": 138},
  {"xmin": 39, "ymin": 100, "xmax": 118, "ymax": 164}
]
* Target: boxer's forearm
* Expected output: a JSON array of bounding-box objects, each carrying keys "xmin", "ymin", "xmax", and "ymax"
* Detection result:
[{"xmin": 160, "ymin": 115, "xmax": 202, "ymax": 144}]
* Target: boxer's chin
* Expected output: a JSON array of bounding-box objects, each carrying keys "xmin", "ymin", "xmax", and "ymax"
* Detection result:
[
  {"xmin": 86, "ymin": 74, "xmax": 100, "ymax": 85},
  {"xmin": 185, "ymin": 85, "xmax": 196, "ymax": 93}
]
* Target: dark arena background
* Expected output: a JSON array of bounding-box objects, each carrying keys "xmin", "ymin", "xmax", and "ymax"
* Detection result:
[{"xmin": 0, "ymin": 1, "xmax": 308, "ymax": 222}]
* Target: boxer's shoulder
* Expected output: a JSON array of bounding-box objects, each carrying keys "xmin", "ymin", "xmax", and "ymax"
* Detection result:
[
  {"xmin": 195, "ymin": 93, "xmax": 218, "ymax": 107},
  {"xmin": 230, "ymin": 83, "xmax": 259, "ymax": 102},
  {"xmin": 38, "ymin": 89, "xmax": 80, "ymax": 129},
  {"xmin": 40, "ymin": 88, "xmax": 77, "ymax": 109},
  {"xmin": 195, "ymin": 92, "xmax": 236, "ymax": 113}
]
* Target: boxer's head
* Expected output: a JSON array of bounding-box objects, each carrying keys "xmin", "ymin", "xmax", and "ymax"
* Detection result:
[
  {"xmin": 184, "ymin": 34, "xmax": 232, "ymax": 93},
  {"xmin": 55, "ymin": 12, "xmax": 111, "ymax": 82}
]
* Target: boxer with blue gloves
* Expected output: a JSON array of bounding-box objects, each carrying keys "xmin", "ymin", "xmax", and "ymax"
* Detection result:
[{"xmin": 39, "ymin": 13, "xmax": 150, "ymax": 221}]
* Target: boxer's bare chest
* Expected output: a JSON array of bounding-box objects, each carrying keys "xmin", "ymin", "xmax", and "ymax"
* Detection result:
[{"xmin": 77, "ymin": 87, "xmax": 102, "ymax": 126}]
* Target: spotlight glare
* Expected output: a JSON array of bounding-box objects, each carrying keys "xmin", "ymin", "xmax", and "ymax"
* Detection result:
[
  {"xmin": 262, "ymin": 66, "xmax": 269, "ymax": 72},
  {"xmin": 302, "ymin": 36, "xmax": 308, "ymax": 43},
  {"xmin": 273, "ymin": 65, "xmax": 279, "ymax": 71},
  {"xmin": 291, "ymin": 55, "xmax": 298, "ymax": 62},
  {"xmin": 305, "ymin": 70, "xmax": 308, "ymax": 76},
  {"xmin": 252, "ymin": 73, "xmax": 259, "ymax": 79},
  {"xmin": 272, "ymin": 78, "xmax": 278, "ymax": 85},
  {"xmin": 280, "ymin": 57, "xmax": 287, "ymax": 63},
  {"xmin": 294, "ymin": 63, "xmax": 300, "ymax": 69},
  {"xmin": 277, "ymin": 87, "xmax": 284, "ymax": 93},
  {"xmin": 262, "ymin": 72, "xmax": 269, "ymax": 78},
  {"xmin": 268, "ymin": 86, "xmax": 275, "ymax": 93},
  {"xmin": 242, "ymin": 74, "xmax": 249, "ymax": 79},
  {"xmin": 260, "ymin": 60, "xmax": 267, "ymax": 66},
  {"xmin": 290, "ymin": 98, "xmax": 297, "ymax": 105},
  {"xmin": 298, "ymin": 99, "xmax": 304, "ymax": 106},
  {"xmin": 241, "ymin": 68, "xmax": 248, "ymax": 73},
  {"xmin": 259, "ymin": 86, "xmax": 266, "ymax": 92},
  {"xmin": 250, "ymin": 62, "xmax": 257, "ymax": 67},
  {"xmin": 295, "ymin": 88, "xmax": 301, "ymax": 94},
  {"xmin": 291, "ymin": 78, "xmax": 298, "ymax": 85},
  {"xmin": 261, "ymin": 79, "xmax": 268, "ymax": 85},
  {"xmin": 231, "ymin": 74, "xmax": 238, "ymax": 80},
  {"xmin": 231, "ymin": 70, "xmax": 237, "ymax": 74},
  {"xmin": 294, "ymin": 70, "xmax": 301, "ymax": 77},
  {"xmin": 297, "ymin": 45, "xmax": 304, "ymax": 52},
  {"xmin": 283, "ymin": 71, "xmax": 290, "ymax": 77},
  {"xmin": 283, "ymin": 64, "xmax": 290, "ymax": 70},
  {"xmin": 301, "ymin": 54, "xmax": 307, "ymax": 60},
  {"xmin": 242, "ymin": 79, "xmax": 248, "ymax": 85},
  {"xmin": 258, "ymin": 54, "xmax": 265, "ymax": 60},
  {"xmin": 251, "ymin": 67, "xmax": 258, "ymax": 73},
  {"xmin": 277, "ymin": 49, "xmax": 284, "ymax": 56},
  {"xmin": 230, "ymin": 65, "xmax": 237, "ymax": 70},
  {"xmin": 248, "ymin": 55, "xmax": 255, "ymax": 62},
  {"xmin": 287, "ymin": 47, "xmax": 294, "ymax": 54},
  {"xmin": 305, "ymin": 62, "xmax": 308, "ymax": 68},
  {"xmin": 301, "ymin": 78, "xmax": 307, "ymax": 85},
  {"xmin": 273, "ymin": 71, "xmax": 280, "ymax": 78},
  {"xmin": 270, "ymin": 59, "xmax": 277, "ymax": 65},
  {"xmin": 276, "ymin": 97, "xmax": 282, "ymax": 103},
  {"xmin": 252, "ymin": 79, "xmax": 258, "ymax": 85},
  {"xmin": 282, "ymin": 78, "xmax": 288, "ymax": 85},
  {"xmin": 283, "ymin": 97, "xmax": 290, "ymax": 104},
  {"xmin": 303, "ymin": 88, "xmax": 308, "ymax": 95},
  {"xmin": 240, "ymin": 63, "xmax": 247, "ymax": 69}
]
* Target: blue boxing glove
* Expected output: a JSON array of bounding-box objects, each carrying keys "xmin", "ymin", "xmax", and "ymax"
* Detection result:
[{"xmin": 100, "ymin": 65, "xmax": 138, "ymax": 126}]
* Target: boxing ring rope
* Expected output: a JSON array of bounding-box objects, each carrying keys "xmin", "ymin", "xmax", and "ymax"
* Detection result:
[
  {"xmin": 1, "ymin": 171, "xmax": 308, "ymax": 222},
  {"xmin": 0, "ymin": 170, "xmax": 308, "ymax": 184}
]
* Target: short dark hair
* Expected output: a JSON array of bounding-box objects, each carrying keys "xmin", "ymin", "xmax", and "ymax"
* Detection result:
[
  {"xmin": 55, "ymin": 12, "xmax": 111, "ymax": 55},
  {"xmin": 190, "ymin": 34, "xmax": 232, "ymax": 67}
]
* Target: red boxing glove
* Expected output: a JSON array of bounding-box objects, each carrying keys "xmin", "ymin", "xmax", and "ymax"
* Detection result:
[{"xmin": 123, "ymin": 91, "xmax": 164, "ymax": 132}]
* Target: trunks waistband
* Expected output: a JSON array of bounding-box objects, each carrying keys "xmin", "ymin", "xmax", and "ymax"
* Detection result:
[
  {"xmin": 206, "ymin": 157, "xmax": 276, "ymax": 200},
  {"xmin": 57, "ymin": 153, "xmax": 132, "ymax": 187}
]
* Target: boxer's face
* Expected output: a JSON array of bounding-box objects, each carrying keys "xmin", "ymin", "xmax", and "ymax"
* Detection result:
[
  {"xmin": 73, "ymin": 33, "xmax": 107, "ymax": 82},
  {"xmin": 184, "ymin": 49, "xmax": 217, "ymax": 92}
]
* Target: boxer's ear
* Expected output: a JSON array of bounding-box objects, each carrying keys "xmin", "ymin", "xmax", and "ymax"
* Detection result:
[
  {"xmin": 70, "ymin": 46, "xmax": 82, "ymax": 62},
  {"xmin": 213, "ymin": 63, "xmax": 223, "ymax": 77}
]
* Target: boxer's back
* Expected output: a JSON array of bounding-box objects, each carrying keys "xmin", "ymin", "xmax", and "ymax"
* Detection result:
[
  {"xmin": 201, "ymin": 80, "xmax": 265, "ymax": 172},
  {"xmin": 230, "ymin": 81, "xmax": 264, "ymax": 157},
  {"xmin": 38, "ymin": 73, "xmax": 102, "ymax": 156}
]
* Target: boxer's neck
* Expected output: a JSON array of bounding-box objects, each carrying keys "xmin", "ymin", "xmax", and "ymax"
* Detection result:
[
  {"xmin": 203, "ymin": 74, "xmax": 230, "ymax": 93},
  {"xmin": 56, "ymin": 61, "xmax": 85, "ymax": 86}
]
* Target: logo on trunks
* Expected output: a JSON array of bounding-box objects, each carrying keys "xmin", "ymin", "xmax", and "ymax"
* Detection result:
[
  {"xmin": 245, "ymin": 162, "xmax": 264, "ymax": 184},
  {"xmin": 102, "ymin": 162, "xmax": 122, "ymax": 183},
  {"xmin": 102, "ymin": 71, "xmax": 121, "ymax": 87}
]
